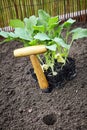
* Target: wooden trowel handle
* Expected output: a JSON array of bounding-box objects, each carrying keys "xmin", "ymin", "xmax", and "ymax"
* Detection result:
[
  {"xmin": 14, "ymin": 45, "xmax": 47, "ymax": 57},
  {"xmin": 30, "ymin": 55, "xmax": 49, "ymax": 91}
]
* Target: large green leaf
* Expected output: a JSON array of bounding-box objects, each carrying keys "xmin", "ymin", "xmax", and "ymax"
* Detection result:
[
  {"xmin": 46, "ymin": 44, "xmax": 57, "ymax": 51},
  {"xmin": 24, "ymin": 15, "xmax": 37, "ymax": 34},
  {"xmin": 0, "ymin": 31, "xmax": 9, "ymax": 38},
  {"xmin": 53, "ymin": 37, "xmax": 70, "ymax": 49},
  {"xmin": 0, "ymin": 31, "xmax": 18, "ymax": 38},
  {"xmin": 71, "ymin": 28, "xmax": 87, "ymax": 40},
  {"xmin": 38, "ymin": 9, "xmax": 50, "ymax": 22},
  {"xmin": 38, "ymin": 9, "xmax": 50, "ymax": 27},
  {"xmin": 14, "ymin": 28, "xmax": 32, "ymax": 41},
  {"xmin": 9, "ymin": 19, "xmax": 24, "ymax": 28},
  {"xmin": 8, "ymin": 32, "xmax": 18, "ymax": 38},
  {"xmin": 34, "ymin": 33, "xmax": 50, "ymax": 41},
  {"xmin": 0, "ymin": 31, "xmax": 18, "ymax": 44}
]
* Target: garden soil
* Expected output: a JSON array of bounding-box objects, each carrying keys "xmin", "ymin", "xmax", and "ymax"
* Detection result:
[{"xmin": 0, "ymin": 22, "xmax": 87, "ymax": 130}]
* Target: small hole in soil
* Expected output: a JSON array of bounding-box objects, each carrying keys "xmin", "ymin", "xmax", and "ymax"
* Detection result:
[{"xmin": 42, "ymin": 113, "xmax": 57, "ymax": 125}]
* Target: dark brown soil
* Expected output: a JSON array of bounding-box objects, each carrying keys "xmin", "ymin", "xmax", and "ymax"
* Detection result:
[{"xmin": 0, "ymin": 22, "xmax": 87, "ymax": 130}]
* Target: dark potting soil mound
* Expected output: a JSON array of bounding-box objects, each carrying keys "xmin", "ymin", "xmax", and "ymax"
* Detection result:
[
  {"xmin": 30, "ymin": 57, "xmax": 76, "ymax": 92},
  {"xmin": 0, "ymin": 22, "xmax": 87, "ymax": 130},
  {"xmin": 45, "ymin": 57, "xmax": 76, "ymax": 90}
]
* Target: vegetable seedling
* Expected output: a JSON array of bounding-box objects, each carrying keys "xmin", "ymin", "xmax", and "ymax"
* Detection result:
[{"xmin": 0, "ymin": 9, "xmax": 87, "ymax": 76}]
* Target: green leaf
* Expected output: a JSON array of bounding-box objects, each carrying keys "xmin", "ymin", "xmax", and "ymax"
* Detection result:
[
  {"xmin": 46, "ymin": 44, "xmax": 57, "ymax": 51},
  {"xmin": 24, "ymin": 15, "xmax": 37, "ymax": 34},
  {"xmin": 63, "ymin": 18, "xmax": 76, "ymax": 28},
  {"xmin": 53, "ymin": 37, "xmax": 70, "ymax": 49},
  {"xmin": 0, "ymin": 31, "xmax": 19, "ymax": 45},
  {"xmin": 0, "ymin": 31, "xmax": 9, "ymax": 38},
  {"xmin": 34, "ymin": 33, "xmax": 50, "ymax": 41},
  {"xmin": 38, "ymin": 9, "xmax": 50, "ymax": 22},
  {"xmin": 55, "ymin": 25, "xmax": 63, "ymax": 36},
  {"xmin": 14, "ymin": 28, "xmax": 32, "ymax": 41},
  {"xmin": 48, "ymin": 16, "xmax": 59, "ymax": 29},
  {"xmin": 38, "ymin": 9, "xmax": 50, "ymax": 27},
  {"xmin": 33, "ymin": 25, "xmax": 45, "ymax": 32},
  {"xmin": 0, "ymin": 31, "xmax": 19, "ymax": 38},
  {"xmin": 28, "ymin": 40, "xmax": 38, "ymax": 46},
  {"xmin": 71, "ymin": 28, "xmax": 87, "ymax": 40},
  {"xmin": 8, "ymin": 32, "xmax": 18, "ymax": 38},
  {"xmin": 9, "ymin": 19, "xmax": 24, "ymax": 28}
]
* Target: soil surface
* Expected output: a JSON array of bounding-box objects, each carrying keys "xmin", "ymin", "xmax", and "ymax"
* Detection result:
[{"xmin": 0, "ymin": 22, "xmax": 87, "ymax": 130}]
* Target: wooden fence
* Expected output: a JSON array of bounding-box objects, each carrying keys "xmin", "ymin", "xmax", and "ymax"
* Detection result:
[{"xmin": 0, "ymin": 0, "xmax": 87, "ymax": 27}]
